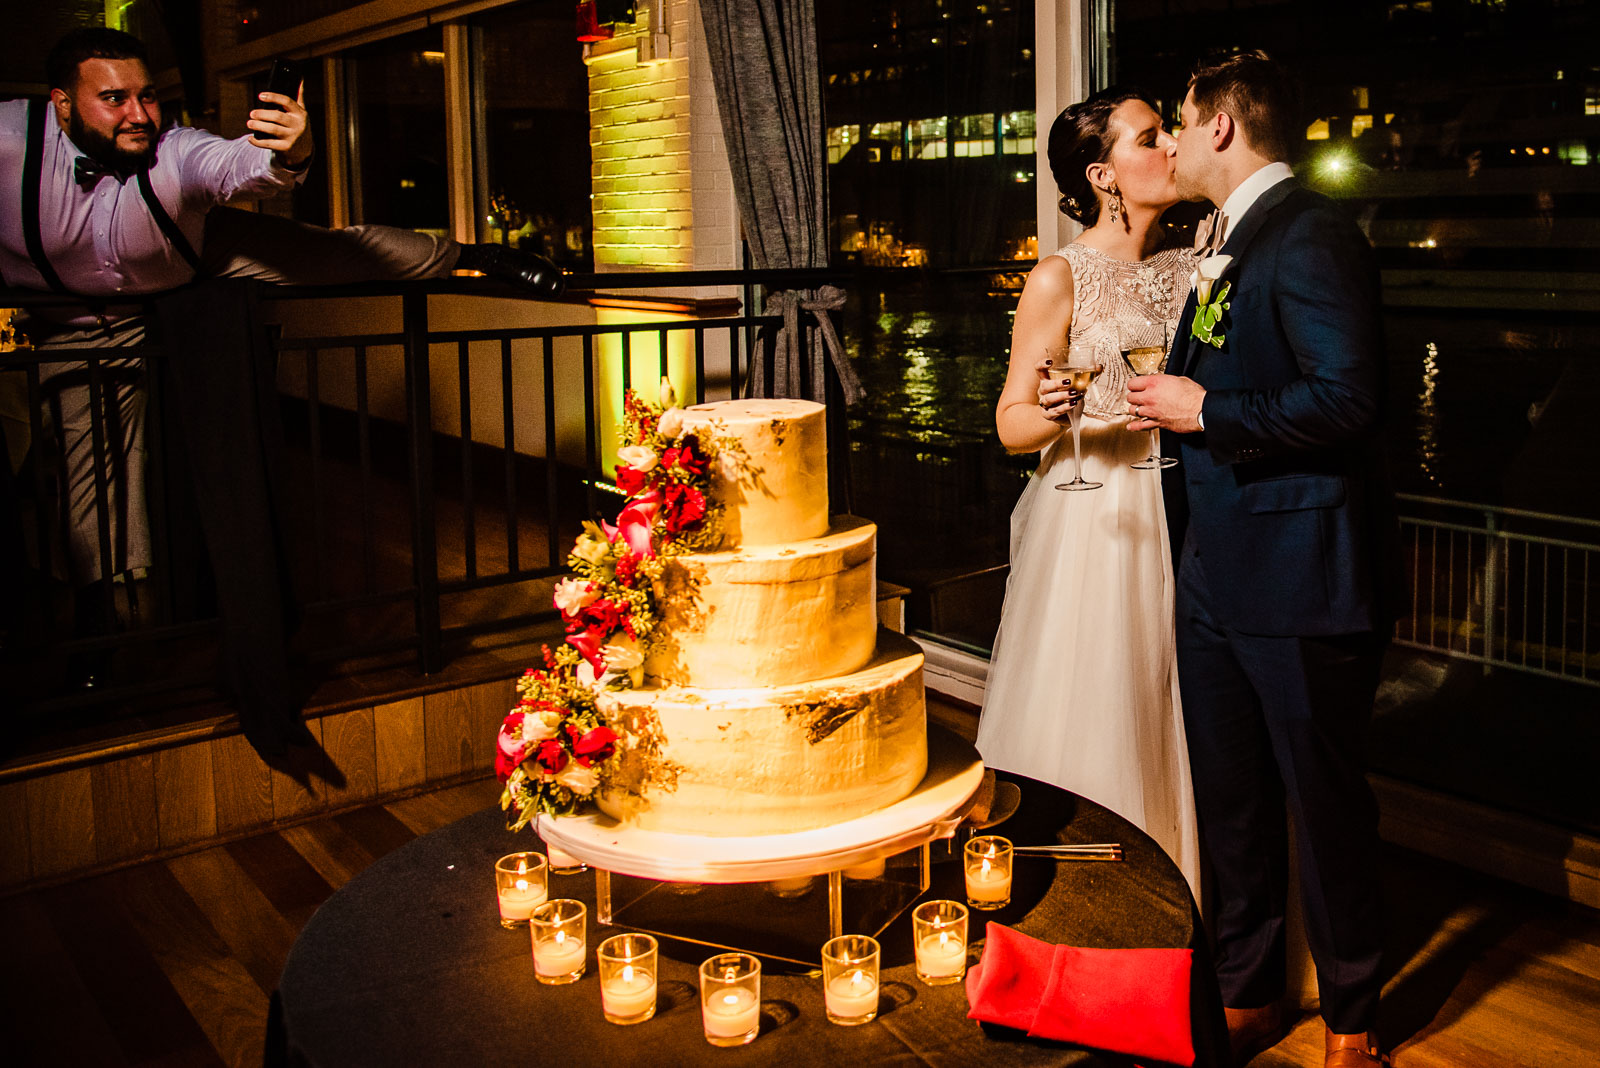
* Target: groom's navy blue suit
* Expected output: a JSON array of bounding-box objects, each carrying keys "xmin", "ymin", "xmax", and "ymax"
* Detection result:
[{"xmin": 1162, "ymin": 177, "xmax": 1398, "ymax": 1033}]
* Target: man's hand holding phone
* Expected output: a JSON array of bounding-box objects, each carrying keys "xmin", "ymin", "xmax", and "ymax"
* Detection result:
[{"xmin": 249, "ymin": 60, "xmax": 312, "ymax": 170}]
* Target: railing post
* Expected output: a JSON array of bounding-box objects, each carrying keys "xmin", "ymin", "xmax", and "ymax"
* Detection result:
[
  {"xmin": 1482, "ymin": 508, "xmax": 1498, "ymax": 676},
  {"xmin": 403, "ymin": 289, "xmax": 444, "ymax": 674}
]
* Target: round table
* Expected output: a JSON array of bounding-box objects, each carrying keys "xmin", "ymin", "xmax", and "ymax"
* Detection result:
[{"xmin": 269, "ymin": 775, "xmax": 1228, "ymax": 1067}]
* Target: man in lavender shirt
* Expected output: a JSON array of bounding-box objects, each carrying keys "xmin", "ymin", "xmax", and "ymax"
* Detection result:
[
  {"xmin": 3, "ymin": 29, "xmax": 561, "ymax": 678},
  {"xmin": 0, "ymin": 29, "xmax": 314, "ymax": 625}
]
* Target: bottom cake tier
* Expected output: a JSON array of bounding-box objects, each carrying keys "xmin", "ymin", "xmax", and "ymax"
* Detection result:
[{"xmin": 595, "ymin": 631, "xmax": 928, "ymax": 836}]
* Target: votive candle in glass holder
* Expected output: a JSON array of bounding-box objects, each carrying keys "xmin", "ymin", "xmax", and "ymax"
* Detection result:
[
  {"xmin": 821, "ymin": 934, "xmax": 880, "ymax": 1026},
  {"xmin": 598, "ymin": 933, "xmax": 658, "ymax": 1025},
  {"xmin": 494, "ymin": 852, "xmax": 549, "ymax": 929},
  {"xmin": 843, "ymin": 855, "xmax": 886, "ymax": 880},
  {"xmin": 543, "ymin": 839, "xmax": 588, "ymax": 875},
  {"xmin": 912, "ymin": 900, "xmax": 969, "ymax": 985},
  {"xmin": 964, "ymin": 836, "xmax": 1013, "ymax": 910},
  {"xmin": 699, "ymin": 952, "xmax": 761, "ymax": 1047},
  {"xmin": 530, "ymin": 899, "xmax": 587, "ymax": 984}
]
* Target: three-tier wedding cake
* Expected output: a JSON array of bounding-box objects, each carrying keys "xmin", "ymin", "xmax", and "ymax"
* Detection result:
[{"xmin": 596, "ymin": 399, "xmax": 929, "ymax": 836}]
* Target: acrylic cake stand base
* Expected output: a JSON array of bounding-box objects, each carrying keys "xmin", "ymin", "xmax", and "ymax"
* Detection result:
[{"xmin": 535, "ymin": 724, "xmax": 985, "ymax": 967}]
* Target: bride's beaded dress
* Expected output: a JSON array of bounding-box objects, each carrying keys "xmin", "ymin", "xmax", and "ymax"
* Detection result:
[{"xmin": 976, "ymin": 241, "xmax": 1202, "ymax": 902}]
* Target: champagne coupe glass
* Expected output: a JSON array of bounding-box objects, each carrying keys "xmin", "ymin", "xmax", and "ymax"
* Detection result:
[
  {"xmin": 1050, "ymin": 342, "xmax": 1104, "ymax": 491},
  {"xmin": 1120, "ymin": 319, "xmax": 1178, "ymax": 470}
]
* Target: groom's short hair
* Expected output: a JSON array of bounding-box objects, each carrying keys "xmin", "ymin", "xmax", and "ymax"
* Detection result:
[{"xmin": 1187, "ymin": 50, "xmax": 1298, "ymax": 163}]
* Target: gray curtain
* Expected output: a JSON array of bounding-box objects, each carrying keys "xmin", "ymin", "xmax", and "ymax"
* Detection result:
[{"xmin": 698, "ymin": 0, "xmax": 862, "ymax": 406}]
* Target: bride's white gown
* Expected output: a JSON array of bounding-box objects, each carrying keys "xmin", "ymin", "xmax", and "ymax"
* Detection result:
[{"xmin": 976, "ymin": 242, "xmax": 1202, "ymax": 904}]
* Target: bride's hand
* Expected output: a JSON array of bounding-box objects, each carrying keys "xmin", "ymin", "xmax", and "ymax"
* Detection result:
[{"xmin": 1035, "ymin": 356, "xmax": 1080, "ymax": 423}]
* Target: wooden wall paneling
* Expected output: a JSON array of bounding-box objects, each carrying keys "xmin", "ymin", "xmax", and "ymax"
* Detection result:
[
  {"xmin": 463, "ymin": 677, "xmax": 516, "ymax": 773},
  {"xmin": 165, "ymin": 846, "xmax": 302, "ymax": 997},
  {"xmin": 374, "ymin": 696, "xmax": 426, "ymax": 794},
  {"xmin": 212, "ymin": 732, "xmax": 275, "ymax": 836},
  {"xmin": 423, "ymin": 687, "xmax": 474, "ymax": 781},
  {"xmin": 92, "ymin": 753, "xmax": 160, "ymax": 867},
  {"xmin": 270, "ymin": 717, "xmax": 326, "ymax": 822},
  {"xmin": 25, "ymin": 766, "xmax": 95, "ymax": 879},
  {"xmin": 385, "ymin": 777, "xmax": 502, "ymax": 838},
  {"xmin": 111, "ymin": 863, "xmax": 267, "ymax": 1067},
  {"xmin": 154, "ymin": 741, "xmax": 219, "ymax": 851},
  {"xmin": 319, "ymin": 706, "xmax": 378, "ymax": 809},
  {"xmin": 0, "ymin": 778, "xmax": 31, "ymax": 888}
]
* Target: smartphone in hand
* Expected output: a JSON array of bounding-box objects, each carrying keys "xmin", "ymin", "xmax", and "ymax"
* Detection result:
[{"xmin": 261, "ymin": 59, "xmax": 302, "ymax": 111}]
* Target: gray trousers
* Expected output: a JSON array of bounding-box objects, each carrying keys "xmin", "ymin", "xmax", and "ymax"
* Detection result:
[{"xmin": 36, "ymin": 210, "xmax": 463, "ymax": 585}]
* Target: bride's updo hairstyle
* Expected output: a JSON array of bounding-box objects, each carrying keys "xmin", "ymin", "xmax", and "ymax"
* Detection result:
[{"xmin": 1048, "ymin": 86, "xmax": 1157, "ymax": 227}]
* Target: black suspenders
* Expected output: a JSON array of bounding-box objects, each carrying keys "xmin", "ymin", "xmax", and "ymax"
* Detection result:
[{"xmin": 20, "ymin": 96, "xmax": 203, "ymax": 294}]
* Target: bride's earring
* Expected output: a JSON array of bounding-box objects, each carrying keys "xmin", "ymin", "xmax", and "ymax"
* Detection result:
[{"xmin": 1108, "ymin": 186, "xmax": 1124, "ymax": 224}]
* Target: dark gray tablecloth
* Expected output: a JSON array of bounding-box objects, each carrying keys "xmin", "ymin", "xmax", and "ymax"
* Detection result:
[{"xmin": 268, "ymin": 775, "xmax": 1227, "ymax": 1067}]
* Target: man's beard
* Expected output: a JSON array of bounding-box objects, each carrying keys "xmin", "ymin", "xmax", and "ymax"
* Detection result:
[{"xmin": 68, "ymin": 110, "xmax": 157, "ymax": 173}]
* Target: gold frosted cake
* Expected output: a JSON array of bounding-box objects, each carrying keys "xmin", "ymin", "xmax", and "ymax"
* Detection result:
[{"xmin": 596, "ymin": 399, "xmax": 929, "ymax": 836}]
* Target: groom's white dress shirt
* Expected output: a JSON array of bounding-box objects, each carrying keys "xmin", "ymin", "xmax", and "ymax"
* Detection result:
[{"xmin": 1213, "ymin": 161, "xmax": 1294, "ymax": 249}]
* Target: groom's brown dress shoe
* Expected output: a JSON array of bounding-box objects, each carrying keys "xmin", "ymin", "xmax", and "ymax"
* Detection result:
[
  {"xmin": 1325, "ymin": 1025, "xmax": 1391, "ymax": 1067},
  {"xmin": 1225, "ymin": 1003, "xmax": 1288, "ymax": 1065}
]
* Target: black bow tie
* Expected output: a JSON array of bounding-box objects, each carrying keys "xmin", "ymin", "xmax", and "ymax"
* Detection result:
[{"xmin": 74, "ymin": 156, "xmax": 124, "ymax": 188}]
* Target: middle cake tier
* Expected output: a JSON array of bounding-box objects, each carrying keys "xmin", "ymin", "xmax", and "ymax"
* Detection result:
[{"xmin": 645, "ymin": 514, "xmax": 877, "ymax": 689}]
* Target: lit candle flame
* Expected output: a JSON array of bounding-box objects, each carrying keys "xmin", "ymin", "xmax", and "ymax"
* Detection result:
[
  {"xmin": 555, "ymin": 931, "xmax": 566, "ymax": 945},
  {"xmin": 851, "ymin": 968, "xmax": 868, "ymax": 990},
  {"xmin": 515, "ymin": 878, "xmax": 528, "ymax": 892},
  {"xmin": 980, "ymin": 857, "xmax": 992, "ymax": 877},
  {"xmin": 622, "ymin": 964, "xmax": 634, "ymax": 983},
  {"xmin": 939, "ymin": 930, "xmax": 951, "ymax": 949},
  {"xmin": 722, "ymin": 992, "xmax": 739, "ymax": 1006}
]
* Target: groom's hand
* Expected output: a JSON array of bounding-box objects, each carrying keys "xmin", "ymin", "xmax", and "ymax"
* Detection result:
[{"xmin": 1126, "ymin": 374, "xmax": 1205, "ymax": 433}]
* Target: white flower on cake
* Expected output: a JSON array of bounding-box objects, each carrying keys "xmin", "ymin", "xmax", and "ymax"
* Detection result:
[
  {"xmin": 571, "ymin": 521, "xmax": 615, "ymax": 569},
  {"xmin": 576, "ymin": 635, "xmax": 645, "ymax": 690},
  {"xmin": 521, "ymin": 713, "xmax": 559, "ymax": 743},
  {"xmin": 553, "ymin": 577, "xmax": 599, "ymax": 615},
  {"xmin": 555, "ymin": 761, "xmax": 599, "ymax": 795},
  {"xmin": 617, "ymin": 444, "xmax": 659, "ymax": 472},
  {"xmin": 1191, "ymin": 254, "xmax": 1233, "ymax": 304},
  {"xmin": 657, "ymin": 407, "xmax": 685, "ymax": 440}
]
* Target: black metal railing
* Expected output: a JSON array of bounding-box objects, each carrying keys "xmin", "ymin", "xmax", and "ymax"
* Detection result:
[{"xmin": 0, "ymin": 269, "xmax": 847, "ymax": 731}]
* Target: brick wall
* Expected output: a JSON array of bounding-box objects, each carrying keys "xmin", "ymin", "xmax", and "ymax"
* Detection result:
[{"xmin": 585, "ymin": 0, "xmax": 739, "ymax": 277}]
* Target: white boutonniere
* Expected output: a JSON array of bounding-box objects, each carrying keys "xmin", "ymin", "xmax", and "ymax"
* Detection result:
[{"xmin": 1190, "ymin": 254, "xmax": 1233, "ymax": 349}]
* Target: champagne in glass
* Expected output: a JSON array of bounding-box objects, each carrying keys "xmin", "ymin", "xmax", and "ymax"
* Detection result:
[
  {"xmin": 1120, "ymin": 320, "xmax": 1179, "ymax": 470},
  {"xmin": 1052, "ymin": 346, "xmax": 1103, "ymax": 492}
]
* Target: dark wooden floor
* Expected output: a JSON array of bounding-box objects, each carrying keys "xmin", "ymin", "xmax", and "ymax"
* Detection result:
[{"xmin": 2, "ymin": 704, "xmax": 1597, "ymax": 1066}]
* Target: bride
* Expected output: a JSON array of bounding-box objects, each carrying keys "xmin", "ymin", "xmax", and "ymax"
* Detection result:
[{"xmin": 976, "ymin": 87, "xmax": 1203, "ymax": 902}]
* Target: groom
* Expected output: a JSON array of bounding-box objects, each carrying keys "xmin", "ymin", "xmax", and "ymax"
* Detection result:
[{"xmin": 1126, "ymin": 52, "xmax": 1397, "ymax": 1067}]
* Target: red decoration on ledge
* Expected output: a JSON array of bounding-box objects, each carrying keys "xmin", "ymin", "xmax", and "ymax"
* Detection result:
[{"xmin": 576, "ymin": 2, "xmax": 615, "ymax": 42}]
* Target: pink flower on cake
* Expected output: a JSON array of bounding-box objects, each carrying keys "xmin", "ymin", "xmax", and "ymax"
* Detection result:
[
  {"xmin": 663, "ymin": 436, "xmax": 708, "ymax": 479},
  {"xmin": 568, "ymin": 628, "xmax": 608, "ymax": 677},
  {"xmin": 553, "ymin": 578, "xmax": 598, "ymax": 617},
  {"xmin": 614, "ymin": 464, "xmax": 650, "ymax": 496},
  {"xmin": 534, "ymin": 738, "xmax": 568, "ymax": 775},
  {"xmin": 616, "ymin": 490, "xmax": 662, "ymax": 557},
  {"xmin": 495, "ymin": 713, "xmax": 528, "ymax": 781}
]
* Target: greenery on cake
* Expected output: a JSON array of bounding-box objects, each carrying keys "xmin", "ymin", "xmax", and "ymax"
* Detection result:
[{"xmin": 497, "ymin": 381, "xmax": 731, "ymax": 824}]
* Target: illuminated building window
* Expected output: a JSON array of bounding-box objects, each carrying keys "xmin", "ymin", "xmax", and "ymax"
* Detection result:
[
  {"xmin": 1352, "ymin": 114, "xmax": 1374, "ymax": 137},
  {"xmin": 1586, "ymin": 90, "xmax": 1600, "ymax": 116},
  {"xmin": 1352, "ymin": 87, "xmax": 1370, "ymax": 110},
  {"xmin": 346, "ymin": 25, "xmax": 447, "ymax": 233},
  {"xmin": 1306, "ymin": 118, "xmax": 1331, "ymax": 140},
  {"xmin": 908, "ymin": 117, "xmax": 948, "ymax": 160},
  {"xmin": 1558, "ymin": 140, "xmax": 1591, "ymax": 165},
  {"xmin": 828, "ymin": 125, "xmax": 862, "ymax": 164},
  {"xmin": 1001, "ymin": 110, "xmax": 1037, "ymax": 155},
  {"xmin": 953, "ymin": 114, "xmax": 995, "ymax": 157},
  {"xmin": 866, "ymin": 121, "xmax": 904, "ymax": 162}
]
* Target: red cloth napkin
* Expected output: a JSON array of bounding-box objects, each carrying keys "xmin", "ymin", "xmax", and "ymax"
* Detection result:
[
  {"xmin": 965, "ymin": 922, "xmax": 1195, "ymax": 1067},
  {"xmin": 964, "ymin": 923, "xmax": 1057, "ymax": 1030}
]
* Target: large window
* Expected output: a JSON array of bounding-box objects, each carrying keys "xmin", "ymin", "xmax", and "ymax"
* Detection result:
[
  {"xmin": 470, "ymin": 1, "xmax": 594, "ymax": 269},
  {"xmin": 251, "ymin": 62, "xmax": 329, "ymax": 227},
  {"xmin": 346, "ymin": 26, "xmax": 449, "ymax": 233}
]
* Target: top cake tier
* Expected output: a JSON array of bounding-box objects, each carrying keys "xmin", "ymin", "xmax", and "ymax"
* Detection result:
[{"xmin": 679, "ymin": 398, "xmax": 829, "ymax": 549}]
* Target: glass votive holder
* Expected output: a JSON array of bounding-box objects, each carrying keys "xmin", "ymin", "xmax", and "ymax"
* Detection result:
[
  {"xmin": 598, "ymin": 933, "xmax": 658, "ymax": 1025},
  {"xmin": 912, "ymin": 900, "xmax": 969, "ymax": 985},
  {"xmin": 494, "ymin": 852, "xmax": 549, "ymax": 929},
  {"xmin": 964, "ymin": 835, "xmax": 1013, "ymax": 911},
  {"xmin": 543, "ymin": 839, "xmax": 588, "ymax": 875},
  {"xmin": 821, "ymin": 934, "xmax": 880, "ymax": 1026},
  {"xmin": 699, "ymin": 952, "xmax": 761, "ymax": 1047},
  {"xmin": 530, "ymin": 899, "xmax": 587, "ymax": 984}
]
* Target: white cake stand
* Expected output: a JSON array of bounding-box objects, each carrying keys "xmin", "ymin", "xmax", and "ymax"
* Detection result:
[{"xmin": 535, "ymin": 724, "xmax": 985, "ymax": 958}]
